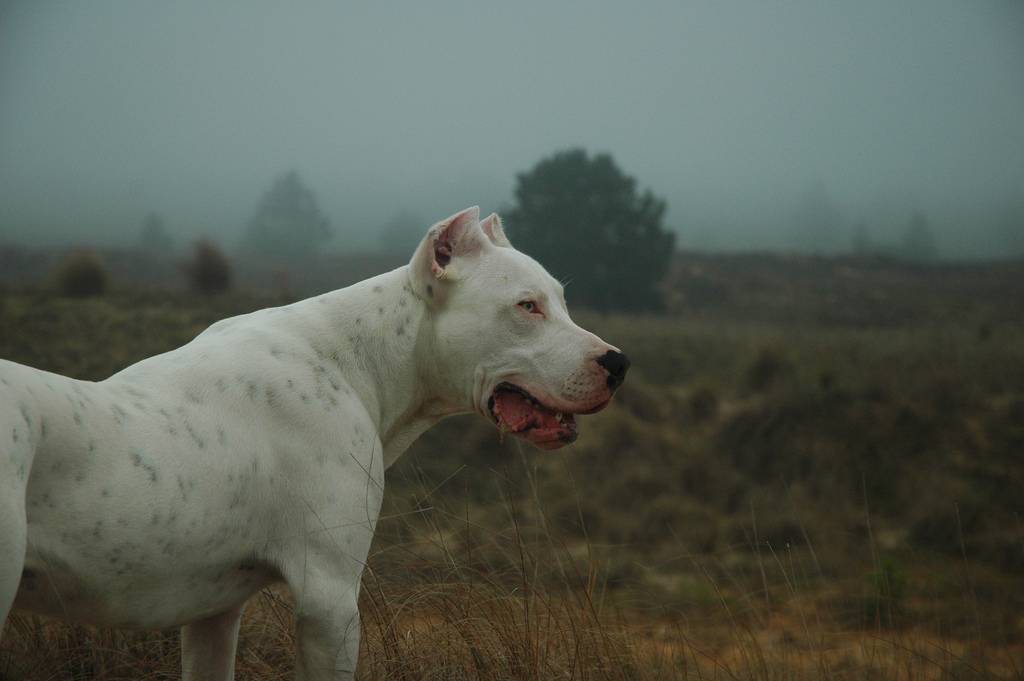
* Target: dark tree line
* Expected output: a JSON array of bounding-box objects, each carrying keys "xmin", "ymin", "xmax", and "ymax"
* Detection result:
[{"xmin": 131, "ymin": 158, "xmax": 679, "ymax": 311}]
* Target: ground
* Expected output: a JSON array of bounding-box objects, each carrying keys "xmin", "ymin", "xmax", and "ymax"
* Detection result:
[{"xmin": 1, "ymin": 252, "xmax": 1023, "ymax": 679}]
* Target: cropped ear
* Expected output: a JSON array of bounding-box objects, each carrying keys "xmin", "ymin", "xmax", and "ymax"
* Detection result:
[
  {"xmin": 408, "ymin": 206, "xmax": 485, "ymax": 304},
  {"xmin": 480, "ymin": 212, "xmax": 512, "ymax": 248}
]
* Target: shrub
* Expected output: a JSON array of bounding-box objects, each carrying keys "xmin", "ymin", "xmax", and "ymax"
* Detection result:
[
  {"xmin": 687, "ymin": 385, "xmax": 720, "ymax": 423},
  {"xmin": 864, "ymin": 557, "xmax": 908, "ymax": 626},
  {"xmin": 55, "ymin": 250, "xmax": 108, "ymax": 298},
  {"xmin": 184, "ymin": 239, "xmax": 232, "ymax": 295},
  {"xmin": 745, "ymin": 347, "xmax": 794, "ymax": 393}
]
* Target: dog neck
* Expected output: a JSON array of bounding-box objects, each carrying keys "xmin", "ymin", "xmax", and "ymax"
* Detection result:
[{"xmin": 309, "ymin": 266, "xmax": 465, "ymax": 468}]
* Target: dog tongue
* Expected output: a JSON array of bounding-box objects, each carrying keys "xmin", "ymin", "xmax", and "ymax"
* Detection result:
[{"xmin": 493, "ymin": 391, "xmax": 562, "ymax": 432}]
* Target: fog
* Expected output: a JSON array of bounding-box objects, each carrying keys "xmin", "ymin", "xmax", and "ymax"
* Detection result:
[{"xmin": 1, "ymin": 0, "xmax": 1022, "ymax": 257}]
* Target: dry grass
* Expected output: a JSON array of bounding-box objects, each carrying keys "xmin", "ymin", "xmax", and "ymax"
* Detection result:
[
  {"xmin": 1, "ymin": 281, "xmax": 1023, "ymax": 680},
  {"xmin": 4, "ymin": 473, "xmax": 1020, "ymax": 681},
  {"xmin": 3, "ymin": 563, "xmax": 1020, "ymax": 680}
]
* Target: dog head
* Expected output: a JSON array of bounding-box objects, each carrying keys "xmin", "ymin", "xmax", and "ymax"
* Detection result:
[{"xmin": 409, "ymin": 206, "xmax": 629, "ymax": 449}]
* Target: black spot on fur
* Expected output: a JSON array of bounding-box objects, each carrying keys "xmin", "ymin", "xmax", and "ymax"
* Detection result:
[
  {"xmin": 185, "ymin": 423, "xmax": 205, "ymax": 449},
  {"xmin": 426, "ymin": 284, "xmax": 433, "ymax": 297},
  {"xmin": 130, "ymin": 450, "xmax": 159, "ymax": 482}
]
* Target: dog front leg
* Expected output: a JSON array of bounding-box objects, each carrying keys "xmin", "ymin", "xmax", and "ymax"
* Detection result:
[{"xmin": 180, "ymin": 603, "xmax": 245, "ymax": 681}]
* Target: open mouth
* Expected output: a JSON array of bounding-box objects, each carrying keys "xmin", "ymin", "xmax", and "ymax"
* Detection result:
[{"xmin": 487, "ymin": 382, "xmax": 579, "ymax": 450}]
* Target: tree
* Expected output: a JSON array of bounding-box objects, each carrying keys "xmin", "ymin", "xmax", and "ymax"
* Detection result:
[
  {"xmin": 377, "ymin": 210, "xmax": 426, "ymax": 256},
  {"xmin": 506, "ymin": 148, "xmax": 675, "ymax": 312},
  {"xmin": 793, "ymin": 180, "xmax": 845, "ymax": 253},
  {"xmin": 851, "ymin": 222, "xmax": 874, "ymax": 255},
  {"xmin": 994, "ymin": 203, "xmax": 1024, "ymax": 256},
  {"xmin": 899, "ymin": 211, "xmax": 937, "ymax": 262},
  {"xmin": 240, "ymin": 171, "xmax": 331, "ymax": 261},
  {"xmin": 139, "ymin": 213, "xmax": 174, "ymax": 254}
]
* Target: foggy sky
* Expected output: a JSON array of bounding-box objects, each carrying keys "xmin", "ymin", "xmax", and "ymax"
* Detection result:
[{"xmin": 1, "ymin": 1, "xmax": 1022, "ymax": 257}]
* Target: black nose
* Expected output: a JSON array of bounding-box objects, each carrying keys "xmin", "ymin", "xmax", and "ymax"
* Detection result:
[{"xmin": 596, "ymin": 350, "xmax": 630, "ymax": 390}]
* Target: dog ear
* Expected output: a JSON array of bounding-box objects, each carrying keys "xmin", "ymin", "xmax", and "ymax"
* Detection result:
[
  {"xmin": 409, "ymin": 206, "xmax": 485, "ymax": 304},
  {"xmin": 480, "ymin": 212, "xmax": 512, "ymax": 248}
]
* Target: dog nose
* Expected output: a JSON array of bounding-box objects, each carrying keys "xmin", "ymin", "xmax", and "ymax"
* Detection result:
[{"xmin": 596, "ymin": 350, "xmax": 630, "ymax": 390}]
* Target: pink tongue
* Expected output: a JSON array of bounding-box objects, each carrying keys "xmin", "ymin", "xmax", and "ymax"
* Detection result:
[{"xmin": 494, "ymin": 391, "xmax": 562, "ymax": 432}]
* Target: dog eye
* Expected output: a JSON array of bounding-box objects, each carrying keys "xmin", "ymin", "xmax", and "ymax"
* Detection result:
[{"xmin": 517, "ymin": 300, "xmax": 540, "ymax": 314}]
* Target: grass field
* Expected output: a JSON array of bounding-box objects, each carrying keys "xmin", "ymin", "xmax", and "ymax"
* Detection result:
[{"xmin": 1, "ymin": 254, "xmax": 1023, "ymax": 679}]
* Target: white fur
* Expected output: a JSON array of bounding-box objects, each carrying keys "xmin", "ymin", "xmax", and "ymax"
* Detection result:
[{"xmin": 0, "ymin": 207, "xmax": 620, "ymax": 680}]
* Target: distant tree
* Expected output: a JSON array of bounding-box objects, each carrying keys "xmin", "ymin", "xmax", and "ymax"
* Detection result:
[
  {"xmin": 185, "ymin": 239, "xmax": 232, "ymax": 295},
  {"xmin": 994, "ymin": 203, "xmax": 1024, "ymax": 256},
  {"xmin": 377, "ymin": 210, "xmax": 426, "ymax": 256},
  {"xmin": 139, "ymin": 213, "xmax": 174, "ymax": 254},
  {"xmin": 240, "ymin": 171, "xmax": 331, "ymax": 261},
  {"xmin": 506, "ymin": 148, "xmax": 675, "ymax": 312},
  {"xmin": 899, "ymin": 212, "xmax": 937, "ymax": 262},
  {"xmin": 851, "ymin": 222, "xmax": 874, "ymax": 255},
  {"xmin": 793, "ymin": 180, "xmax": 845, "ymax": 253}
]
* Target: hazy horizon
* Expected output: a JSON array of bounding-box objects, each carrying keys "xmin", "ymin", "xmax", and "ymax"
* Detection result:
[{"xmin": 1, "ymin": 1, "xmax": 1022, "ymax": 258}]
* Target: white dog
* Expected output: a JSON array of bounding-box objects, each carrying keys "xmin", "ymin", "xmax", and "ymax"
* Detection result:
[{"xmin": 0, "ymin": 207, "xmax": 629, "ymax": 680}]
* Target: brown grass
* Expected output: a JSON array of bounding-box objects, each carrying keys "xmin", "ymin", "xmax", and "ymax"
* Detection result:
[
  {"xmin": 1, "ymin": 281, "xmax": 1023, "ymax": 680},
  {"xmin": 4, "ymin": 476, "xmax": 1020, "ymax": 680},
  {"xmin": 4, "ymin": 563, "xmax": 1020, "ymax": 680}
]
